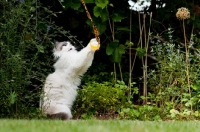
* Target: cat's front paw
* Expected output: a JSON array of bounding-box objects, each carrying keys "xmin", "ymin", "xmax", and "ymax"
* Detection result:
[{"xmin": 89, "ymin": 38, "xmax": 100, "ymax": 50}]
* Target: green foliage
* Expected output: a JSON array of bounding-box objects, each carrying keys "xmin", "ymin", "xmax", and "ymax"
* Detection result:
[
  {"xmin": 0, "ymin": 0, "xmax": 76, "ymax": 118},
  {"xmin": 136, "ymin": 47, "xmax": 146, "ymax": 59},
  {"xmin": 73, "ymin": 81, "xmax": 137, "ymax": 119},
  {"xmin": 93, "ymin": 7, "xmax": 109, "ymax": 22},
  {"xmin": 147, "ymin": 29, "xmax": 200, "ymax": 120},
  {"xmin": 119, "ymin": 105, "xmax": 162, "ymax": 121},
  {"xmin": 95, "ymin": 0, "xmax": 109, "ymax": 9},
  {"xmin": 106, "ymin": 41, "xmax": 125, "ymax": 63},
  {"xmin": 111, "ymin": 12, "xmax": 127, "ymax": 22},
  {"xmin": 1, "ymin": 0, "xmax": 200, "ymax": 121}
]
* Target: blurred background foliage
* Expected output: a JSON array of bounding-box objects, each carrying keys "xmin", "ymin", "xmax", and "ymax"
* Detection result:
[{"xmin": 1, "ymin": 0, "xmax": 200, "ymax": 120}]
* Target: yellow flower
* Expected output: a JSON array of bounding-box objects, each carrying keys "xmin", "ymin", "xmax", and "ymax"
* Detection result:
[{"xmin": 176, "ymin": 7, "xmax": 190, "ymax": 20}]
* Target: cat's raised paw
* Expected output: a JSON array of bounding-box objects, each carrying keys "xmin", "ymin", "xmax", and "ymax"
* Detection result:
[{"xmin": 90, "ymin": 38, "xmax": 100, "ymax": 50}]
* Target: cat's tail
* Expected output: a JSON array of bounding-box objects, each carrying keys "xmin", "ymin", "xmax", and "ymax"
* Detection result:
[{"xmin": 43, "ymin": 104, "xmax": 72, "ymax": 120}]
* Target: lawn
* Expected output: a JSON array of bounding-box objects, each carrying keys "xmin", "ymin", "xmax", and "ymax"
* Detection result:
[{"xmin": 0, "ymin": 119, "xmax": 200, "ymax": 132}]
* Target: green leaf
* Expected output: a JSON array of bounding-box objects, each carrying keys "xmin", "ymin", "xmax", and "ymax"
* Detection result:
[
  {"xmin": 112, "ymin": 47, "xmax": 121, "ymax": 63},
  {"xmin": 86, "ymin": 18, "xmax": 107, "ymax": 35},
  {"xmin": 111, "ymin": 12, "xmax": 127, "ymax": 22},
  {"xmin": 93, "ymin": 6, "xmax": 101, "ymax": 17},
  {"xmin": 109, "ymin": 45, "xmax": 125, "ymax": 63},
  {"xmin": 118, "ymin": 44, "xmax": 125, "ymax": 54},
  {"xmin": 101, "ymin": 8, "xmax": 109, "ymax": 21},
  {"xmin": 84, "ymin": 0, "xmax": 95, "ymax": 3},
  {"xmin": 112, "ymin": 45, "xmax": 125, "ymax": 63},
  {"xmin": 36, "ymin": 45, "xmax": 44, "ymax": 53},
  {"xmin": 106, "ymin": 41, "xmax": 125, "ymax": 63},
  {"xmin": 63, "ymin": 0, "xmax": 81, "ymax": 10},
  {"xmin": 136, "ymin": 47, "xmax": 146, "ymax": 58},
  {"xmin": 106, "ymin": 42, "xmax": 118, "ymax": 55},
  {"xmin": 191, "ymin": 85, "xmax": 198, "ymax": 90},
  {"xmin": 9, "ymin": 91, "xmax": 17, "ymax": 105},
  {"xmin": 125, "ymin": 40, "xmax": 134, "ymax": 47},
  {"xmin": 71, "ymin": 3, "xmax": 81, "ymax": 10},
  {"xmin": 95, "ymin": 0, "xmax": 109, "ymax": 9},
  {"xmin": 93, "ymin": 6, "xmax": 109, "ymax": 22},
  {"xmin": 181, "ymin": 98, "xmax": 188, "ymax": 102},
  {"xmin": 63, "ymin": 0, "xmax": 72, "ymax": 9}
]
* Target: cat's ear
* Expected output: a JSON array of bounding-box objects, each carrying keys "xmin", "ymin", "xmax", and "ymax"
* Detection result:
[{"xmin": 54, "ymin": 41, "xmax": 60, "ymax": 50}]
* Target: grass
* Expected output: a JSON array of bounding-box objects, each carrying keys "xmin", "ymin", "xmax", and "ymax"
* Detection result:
[{"xmin": 0, "ymin": 119, "xmax": 200, "ymax": 132}]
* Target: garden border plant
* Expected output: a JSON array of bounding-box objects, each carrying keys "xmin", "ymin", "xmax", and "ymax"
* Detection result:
[{"xmin": 0, "ymin": 0, "xmax": 80, "ymax": 118}]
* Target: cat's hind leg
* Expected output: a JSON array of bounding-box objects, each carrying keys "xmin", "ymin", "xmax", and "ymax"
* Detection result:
[
  {"xmin": 47, "ymin": 112, "xmax": 69, "ymax": 120},
  {"xmin": 46, "ymin": 104, "xmax": 72, "ymax": 120}
]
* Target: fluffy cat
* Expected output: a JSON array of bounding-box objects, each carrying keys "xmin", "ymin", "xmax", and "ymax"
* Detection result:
[{"xmin": 40, "ymin": 38, "xmax": 99, "ymax": 120}]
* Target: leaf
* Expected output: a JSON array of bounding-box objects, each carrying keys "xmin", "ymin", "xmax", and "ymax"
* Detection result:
[
  {"xmin": 136, "ymin": 47, "xmax": 146, "ymax": 58},
  {"xmin": 36, "ymin": 45, "xmax": 44, "ymax": 53},
  {"xmin": 100, "ymin": 8, "xmax": 109, "ymax": 22},
  {"xmin": 96, "ymin": 21, "xmax": 107, "ymax": 35},
  {"xmin": 106, "ymin": 41, "xmax": 125, "ymax": 63},
  {"xmin": 181, "ymin": 98, "xmax": 188, "ymax": 102},
  {"xmin": 111, "ymin": 45, "xmax": 125, "ymax": 63},
  {"xmin": 191, "ymin": 85, "xmax": 197, "ymax": 90},
  {"xmin": 9, "ymin": 91, "xmax": 17, "ymax": 105},
  {"xmin": 95, "ymin": 0, "xmax": 109, "ymax": 9},
  {"xmin": 118, "ymin": 44, "xmax": 125, "ymax": 54},
  {"xmin": 93, "ymin": 6, "xmax": 109, "ymax": 22},
  {"xmin": 111, "ymin": 12, "xmax": 127, "ymax": 22},
  {"xmin": 93, "ymin": 6, "xmax": 101, "ymax": 17},
  {"xmin": 71, "ymin": 3, "xmax": 81, "ymax": 10},
  {"xmin": 112, "ymin": 48, "xmax": 120, "ymax": 63},
  {"xmin": 84, "ymin": 0, "xmax": 95, "ymax": 3},
  {"xmin": 63, "ymin": 0, "xmax": 72, "ymax": 9},
  {"xmin": 86, "ymin": 18, "xmax": 107, "ymax": 35},
  {"xmin": 125, "ymin": 40, "xmax": 133, "ymax": 47},
  {"xmin": 106, "ymin": 42, "xmax": 118, "ymax": 55}
]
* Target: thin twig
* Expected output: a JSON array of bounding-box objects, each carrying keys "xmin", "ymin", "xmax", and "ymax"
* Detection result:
[{"xmin": 129, "ymin": 10, "xmax": 132, "ymax": 90}]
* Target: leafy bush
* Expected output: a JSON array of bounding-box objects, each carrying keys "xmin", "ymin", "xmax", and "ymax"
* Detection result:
[
  {"xmin": 147, "ymin": 28, "xmax": 200, "ymax": 119},
  {"xmin": 119, "ymin": 105, "xmax": 163, "ymax": 121},
  {"xmin": 73, "ymin": 81, "xmax": 138, "ymax": 119},
  {"xmin": 0, "ymin": 0, "xmax": 75, "ymax": 118}
]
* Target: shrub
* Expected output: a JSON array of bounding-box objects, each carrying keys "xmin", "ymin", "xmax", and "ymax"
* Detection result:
[
  {"xmin": 0, "ymin": 0, "xmax": 74, "ymax": 118},
  {"xmin": 147, "ymin": 29, "xmax": 200, "ymax": 119},
  {"xmin": 73, "ymin": 81, "xmax": 138, "ymax": 119}
]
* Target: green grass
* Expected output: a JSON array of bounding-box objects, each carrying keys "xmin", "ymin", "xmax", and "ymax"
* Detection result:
[{"xmin": 0, "ymin": 119, "xmax": 200, "ymax": 132}]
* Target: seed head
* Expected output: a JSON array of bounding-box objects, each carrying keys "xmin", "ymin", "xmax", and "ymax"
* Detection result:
[{"xmin": 176, "ymin": 7, "xmax": 190, "ymax": 20}]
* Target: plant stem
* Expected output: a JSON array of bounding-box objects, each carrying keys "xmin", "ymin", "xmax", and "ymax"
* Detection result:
[
  {"xmin": 119, "ymin": 63, "xmax": 123, "ymax": 81},
  {"xmin": 183, "ymin": 20, "xmax": 191, "ymax": 110},
  {"xmin": 129, "ymin": 10, "xmax": 132, "ymax": 91},
  {"xmin": 143, "ymin": 13, "xmax": 147, "ymax": 104}
]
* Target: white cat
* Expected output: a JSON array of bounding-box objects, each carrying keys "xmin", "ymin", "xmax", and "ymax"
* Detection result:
[{"xmin": 40, "ymin": 38, "xmax": 99, "ymax": 120}]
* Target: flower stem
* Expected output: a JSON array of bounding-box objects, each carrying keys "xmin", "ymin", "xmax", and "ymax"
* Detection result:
[{"xmin": 183, "ymin": 20, "xmax": 192, "ymax": 110}]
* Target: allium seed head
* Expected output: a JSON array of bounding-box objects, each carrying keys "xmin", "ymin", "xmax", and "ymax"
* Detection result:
[{"xmin": 176, "ymin": 7, "xmax": 190, "ymax": 20}]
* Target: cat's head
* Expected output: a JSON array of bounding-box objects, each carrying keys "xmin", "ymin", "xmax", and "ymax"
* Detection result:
[
  {"xmin": 53, "ymin": 41, "xmax": 76, "ymax": 58},
  {"xmin": 54, "ymin": 41, "xmax": 76, "ymax": 52}
]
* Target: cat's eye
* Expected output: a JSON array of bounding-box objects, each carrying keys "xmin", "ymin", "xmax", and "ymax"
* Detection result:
[{"xmin": 62, "ymin": 43, "xmax": 68, "ymax": 46}]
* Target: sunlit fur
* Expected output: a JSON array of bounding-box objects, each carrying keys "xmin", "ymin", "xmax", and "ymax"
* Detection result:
[{"xmin": 40, "ymin": 38, "xmax": 97, "ymax": 120}]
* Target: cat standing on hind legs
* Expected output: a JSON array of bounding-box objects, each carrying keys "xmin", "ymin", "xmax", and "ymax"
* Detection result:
[{"xmin": 40, "ymin": 38, "xmax": 100, "ymax": 120}]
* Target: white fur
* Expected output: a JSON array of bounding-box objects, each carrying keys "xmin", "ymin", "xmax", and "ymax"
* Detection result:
[{"xmin": 40, "ymin": 38, "xmax": 97, "ymax": 119}]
